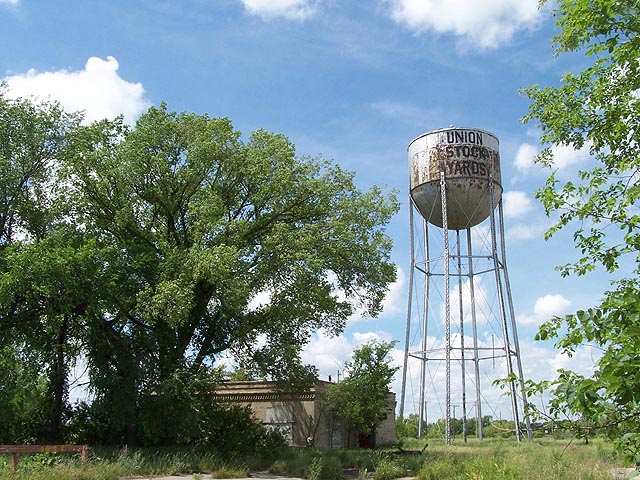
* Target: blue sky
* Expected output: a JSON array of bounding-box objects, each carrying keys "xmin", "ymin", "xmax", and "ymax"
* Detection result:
[{"xmin": 1, "ymin": 0, "xmax": 611, "ymax": 421}]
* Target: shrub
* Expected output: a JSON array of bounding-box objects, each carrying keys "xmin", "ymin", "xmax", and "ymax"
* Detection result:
[{"xmin": 372, "ymin": 458, "xmax": 405, "ymax": 480}]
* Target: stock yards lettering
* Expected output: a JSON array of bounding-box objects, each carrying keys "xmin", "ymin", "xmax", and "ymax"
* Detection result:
[
  {"xmin": 446, "ymin": 159, "xmax": 487, "ymax": 176},
  {"xmin": 443, "ymin": 130, "xmax": 491, "ymax": 177}
]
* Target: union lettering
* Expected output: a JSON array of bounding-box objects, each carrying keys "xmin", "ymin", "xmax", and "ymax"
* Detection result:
[{"xmin": 446, "ymin": 130, "xmax": 483, "ymax": 145}]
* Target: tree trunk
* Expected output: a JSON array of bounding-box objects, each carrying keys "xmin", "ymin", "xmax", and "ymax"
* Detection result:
[{"xmin": 49, "ymin": 315, "xmax": 68, "ymax": 442}]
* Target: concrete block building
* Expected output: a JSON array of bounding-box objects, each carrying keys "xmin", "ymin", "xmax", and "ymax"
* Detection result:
[{"xmin": 213, "ymin": 380, "xmax": 396, "ymax": 448}]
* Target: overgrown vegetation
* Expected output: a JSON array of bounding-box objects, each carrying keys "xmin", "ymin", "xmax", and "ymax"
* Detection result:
[
  {"xmin": 0, "ymin": 88, "xmax": 398, "ymax": 447},
  {"xmin": 0, "ymin": 438, "xmax": 628, "ymax": 480},
  {"xmin": 0, "ymin": 446, "xmax": 253, "ymax": 480}
]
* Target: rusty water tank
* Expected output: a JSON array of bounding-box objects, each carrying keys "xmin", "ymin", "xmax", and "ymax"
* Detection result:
[{"xmin": 409, "ymin": 127, "xmax": 502, "ymax": 230}]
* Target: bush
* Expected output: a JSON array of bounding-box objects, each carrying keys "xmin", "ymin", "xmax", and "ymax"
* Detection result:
[
  {"xmin": 197, "ymin": 404, "xmax": 288, "ymax": 460},
  {"xmin": 67, "ymin": 395, "xmax": 287, "ymax": 462}
]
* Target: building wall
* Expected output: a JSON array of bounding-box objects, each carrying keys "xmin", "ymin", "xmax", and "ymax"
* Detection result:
[
  {"xmin": 212, "ymin": 381, "xmax": 316, "ymax": 447},
  {"xmin": 376, "ymin": 395, "xmax": 397, "ymax": 446},
  {"xmin": 213, "ymin": 380, "xmax": 396, "ymax": 449}
]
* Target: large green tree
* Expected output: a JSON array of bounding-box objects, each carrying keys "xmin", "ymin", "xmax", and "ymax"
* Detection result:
[
  {"xmin": 1, "ymin": 95, "xmax": 398, "ymax": 446},
  {"xmin": 522, "ymin": 0, "xmax": 640, "ymax": 464},
  {"xmin": 61, "ymin": 104, "xmax": 398, "ymax": 444}
]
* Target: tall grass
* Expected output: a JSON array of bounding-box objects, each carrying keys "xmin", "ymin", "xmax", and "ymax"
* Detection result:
[
  {"xmin": 416, "ymin": 438, "xmax": 626, "ymax": 480},
  {"xmin": 0, "ymin": 446, "xmax": 249, "ymax": 480},
  {"xmin": 0, "ymin": 438, "xmax": 628, "ymax": 480}
]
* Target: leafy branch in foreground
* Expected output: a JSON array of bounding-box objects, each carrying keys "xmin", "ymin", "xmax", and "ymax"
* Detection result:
[{"xmin": 521, "ymin": 0, "xmax": 640, "ymax": 465}]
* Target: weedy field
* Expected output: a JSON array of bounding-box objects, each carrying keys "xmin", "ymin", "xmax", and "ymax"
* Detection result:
[
  {"xmin": 0, "ymin": 437, "xmax": 632, "ymax": 480},
  {"xmin": 405, "ymin": 438, "xmax": 631, "ymax": 480}
]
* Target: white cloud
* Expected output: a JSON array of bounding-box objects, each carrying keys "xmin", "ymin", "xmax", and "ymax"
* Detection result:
[
  {"xmin": 301, "ymin": 329, "xmax": 398, "ymax": 382},
  {"xmin": 214, "ymin": 327, "xmax": 401, "ymax": 384},
  {"xmin": 301, "ymin": 330, "xmax": 352, "ymax": 380},
  {"xmin": 514, "ymin": 143, "xmax": 538, "ymax": 171},
  {"xmin": 550, "ymin": 143, "xmax": 592, "ymax": 169},
  {"xmin": 547, "ymin": 344, "xmax": 600, "ymax": 378},
  {"xmin": 386, "ymin": 0, "xmax": 544, "ymax": 49},
  {"xmin": 516, "ymin": 338, "xmax": 601, "ymax": 417},
  {"xmin": 505, "ymin": 222, "xmax": 546, "ymax": 241},
  {"xmin": 533, "ymin": 294, "xmax": 572, "ymax": 320},
  {"xmin": 3, "ymin": 56, "xmax": 150, "ymax": 125},
  {"xmin": 353, "ymin": 330, "xmax": 394, "ymax": 345},
  {"xmin": 0, "ymin": 0, "xmax": 18, "ymax": 5},
  {"xmin": 518, "ymin": 294, "xmax": 572, "ymax": 327},
  {"xmin": 380, "ymin": 266, "xmax": 406, "ymax": 317},
  {"xmin": 241, "ymin": 0, "xmax": 316, "ymax": 21},
  {"xmin": 514, "ymin": 142, "xmax": 592, "ymax": 173},
  {"xmin": 521, "ymin": 339, "xmax": 600, "ymax": 410},
  {"xmin": 320, "ymin": 318, "xmax": 597, "ymax": 422},
  {"xmin": 502, "ymin": 191, "xmax": 533, "ymax": 219}
]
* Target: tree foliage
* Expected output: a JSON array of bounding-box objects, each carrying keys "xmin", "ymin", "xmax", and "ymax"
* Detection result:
[
  {"xmin": 0, "ymin": 86, "xmax": 85, "ymax": 442},
  {"xmin": 0, "ymin": 344, "xmax": 49, "ymax": 443},
  {"xmin": 522, "ymin": 0, "xmax": 640, "ymax": 464},
  {"xmin": 323, "ymin": 340, "xmax": 398, "ymax": 447},
  {"xmin": 0, "ymin": 85, "xmax": 80, "ymax": 245},
  {"xmin": 0, "ymin": 92, "xmax": 398, "ymax": 446}
]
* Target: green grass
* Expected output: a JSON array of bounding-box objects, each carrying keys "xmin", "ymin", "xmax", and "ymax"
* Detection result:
[
  {"xmin": 413, "ymin": 437, "xmax": 627, "ymax": 480},
  {"xmin": 0, "ymin": 438, "xmax": 629, "ymax": 480},
  {"xmin": 0, "ymin": 446, "xmax": 246, "ymax": 480}
]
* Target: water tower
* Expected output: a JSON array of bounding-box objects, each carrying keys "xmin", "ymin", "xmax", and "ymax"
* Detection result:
[{"xmin": 399, "ymin": 127, "xmax": 532, "ymax": 443}]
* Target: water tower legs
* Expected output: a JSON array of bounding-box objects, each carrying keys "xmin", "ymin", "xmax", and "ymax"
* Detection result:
[{"xmin": 399, "ymin": 180, "xmax": 532, "ymax": 443}]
